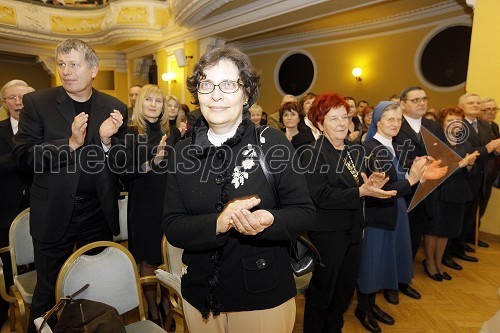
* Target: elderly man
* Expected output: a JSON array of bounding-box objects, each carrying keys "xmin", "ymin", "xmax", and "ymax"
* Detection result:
[
  {"xmin": 0, "ymin": 79, "xmax": 34, "ymax": 326},
  {"xmin": 13, "ymin": 39, "xmax": 128, "ymax": 333},
  {"xmin": 451, "ymin": 94, "xmax": 500, "ymax": 257},
  {"xmin": 479, "ymin": 98, "xmax": 499, "ymax": 220}
]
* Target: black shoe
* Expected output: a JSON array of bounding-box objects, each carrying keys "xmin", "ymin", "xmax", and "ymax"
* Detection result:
[
  {"xmin": 477, "ymin": 239, "xmax": 489, "ymax": 248},
  {"xmin": 422, "ymin": 260, "xmax": 443, "ymax": 282},
  {"xmin": 383, "ymin": 289, "xmax": 399, "ymax": 304},
  {"xmin": 440, "ymin": 271, "xmax": 452, "ymax": 280},
  {"xmin": 442, "ymin": 256, "xmax": 462, "ymax": 270},
  {"xmin": 453, "ymin": 252, "xmax": 479, "ymax": 262},
  {"xmin": 355, "ymin": 308, "xmax": 382, "ymax": 333},
  {"xmin": 399, "ymin": 284, "xmax": 421, "ymax": 299},
  {"xmin": 371, "ymin": 305, "xmax": 395, "ymax": 325},
  {"xmin": 463, "ymin": 244, "xmax": 475, "ymax": 253}
]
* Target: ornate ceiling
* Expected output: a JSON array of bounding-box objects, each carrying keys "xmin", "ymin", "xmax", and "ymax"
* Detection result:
[{"xmin": 0, "ymin": 0, "xmax": 470, "ymax": 70}]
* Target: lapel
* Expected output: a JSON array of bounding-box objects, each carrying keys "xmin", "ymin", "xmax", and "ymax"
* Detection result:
[
  {"xmin": 85, "ymin": 90, "xmax": 108, "ymax": 145},
  {"xmin": 55, "ymin": 88, "xmax": 107, "ymax": 145},
  {"xmin": 0, "ymin": 119, "xmax": 14, "ymax": 149},
  {"xmin": 399, "ymin": 118, "xmax": 422, "ymax": 148},
  {"xmin": 464, "ymin": 119, "xmax": 480, "ymax": 144},
  {"xmin": 55, "ymin": 87, "xmax": 76, "ymax": 128},
  {"xmin": 320, "ymin": 137, "xmax": 359, "ymax": 188}
]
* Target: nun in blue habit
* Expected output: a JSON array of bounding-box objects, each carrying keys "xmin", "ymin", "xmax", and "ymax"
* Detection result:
[{"xmin": 354, "ymin": 101, "xmax": 425, "ymax": 333}]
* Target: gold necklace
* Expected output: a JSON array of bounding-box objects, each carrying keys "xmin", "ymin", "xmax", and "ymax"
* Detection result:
[{"xmin": 342, "ymin": 149, "xmax": 360, "ymax": 185}]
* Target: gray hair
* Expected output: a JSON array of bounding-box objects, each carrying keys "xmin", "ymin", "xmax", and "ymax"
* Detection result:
[
  {"xmin": 1, "ymin": 79, "xmax": 29, "ymax": 98},
  {"xmin": 458, "ymin": 92, "xmax": 480, "ymax": 105},
  {"xmin": 56, "ymin": 39, "xmax": 98, "ymax": 68}
]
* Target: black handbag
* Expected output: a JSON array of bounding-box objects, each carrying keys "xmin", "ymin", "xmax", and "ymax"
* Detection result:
[
  {"xmin": 39, "ymin": 284, "xmax": 126, "ymax": 333},
  {"xmin": 254, "ymin": 127, "xmax": 323, "ymax": 277}
]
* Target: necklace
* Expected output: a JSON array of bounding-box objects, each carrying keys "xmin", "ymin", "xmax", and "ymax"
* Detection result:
[{"xmin": 342, "ymin": 149, "xmax": 360, "ymax": 185}]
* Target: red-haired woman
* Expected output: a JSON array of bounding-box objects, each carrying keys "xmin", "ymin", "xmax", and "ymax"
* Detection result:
[
  {"xmin": 423, "ymin": 106, "xmax": 479, "ymax": 281},
  {"xmin": 301, "ymin": 93, "xmax": 396, "ymax": 333}
]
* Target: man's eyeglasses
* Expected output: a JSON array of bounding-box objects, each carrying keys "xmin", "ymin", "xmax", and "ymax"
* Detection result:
[
  {"xmin": 197, "ymin": 80, "xmax": 241, "ymax": 94},
  {"xmin": 481, "ymin": 107, "xmax": 499, "ymax": 114},
  {"xmin": 3, "ymin": 95, "xmax": 23, "ymax": 102},
  {"xmin": 403, "ymin": 97, "xmax": 429, "ymax": 105}
]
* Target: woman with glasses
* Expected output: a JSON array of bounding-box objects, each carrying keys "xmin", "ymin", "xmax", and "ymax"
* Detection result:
[
  {"xmin": 163, "ymin": 46, "xmax": 315, "ymax": 333},
  {"xmin": 355, "ymin": 102, "xmax": 427, "ymax": 332}
]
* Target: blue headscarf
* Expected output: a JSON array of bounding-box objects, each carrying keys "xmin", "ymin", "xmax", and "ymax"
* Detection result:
[{"xmin": 364, "ymin": 101, "xmax": 398, "ymax": 143}]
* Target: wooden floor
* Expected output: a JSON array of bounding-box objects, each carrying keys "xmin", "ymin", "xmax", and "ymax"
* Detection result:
[
  {"xmin": 3, "ymin": 241, "xmax": 499, "ymax": 333},
  {"xmin": 294, "ymin": 241, "xmax": 500, "ymax": 333}
]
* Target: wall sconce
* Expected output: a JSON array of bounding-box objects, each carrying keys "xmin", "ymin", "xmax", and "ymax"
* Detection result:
[
  {"xmin": 352, "ymin": 67, "xmax": 363, "ymax": 82},
  {"xmin": 161, "ymin": 72, "xmax": 176, "ymax": 85}
]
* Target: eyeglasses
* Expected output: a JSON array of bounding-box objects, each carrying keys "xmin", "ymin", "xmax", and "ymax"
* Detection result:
[
  {"xmin": 403, "ymin": 97, "xmax": 429, "ymax": 105},
  {"xmin": 197, "ymin": 80, "xmax": 241, "ymax": 94},
  {"xmin": 3, "ymin": 95, "xmax": 23, "ymax": 102},
  {"xmin": 481, "ymin": 107, "xmax": 499, "ymax": 113}
]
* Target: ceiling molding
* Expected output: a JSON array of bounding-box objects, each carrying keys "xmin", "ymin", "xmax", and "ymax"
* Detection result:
[
  {"xmin": 0, "ymin": 0, "xmax": 173, "ymax": 44},
  {"xmin": 243, "ymin": 15, "xmax": 472, "ymax": 57},
  {"xmin": 236, "ymin": 0, "xmax": 465, "ymax": 51}
]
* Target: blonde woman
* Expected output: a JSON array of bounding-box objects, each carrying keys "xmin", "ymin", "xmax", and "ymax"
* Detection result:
[
  {"xmin": 166, "ymin": 95, "xmax": 188, "ymax": 138},
  {"xmin": 120, "ymin": 84, "xmax": 181, "ymax": 328}
]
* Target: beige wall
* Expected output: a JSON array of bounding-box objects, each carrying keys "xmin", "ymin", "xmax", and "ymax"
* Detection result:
[
  {"xmin": 467, "ymin": 0, "xmax": 500, "ymax": 236},
  {"xmin": 249, "ymin": 24, "xmax": 466, "ymax": 115}
]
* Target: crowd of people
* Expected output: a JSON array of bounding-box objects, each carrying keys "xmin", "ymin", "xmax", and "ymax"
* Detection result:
[{"xmin": 1, "ymin": 39, "xmax": 499, "ymax": 333}]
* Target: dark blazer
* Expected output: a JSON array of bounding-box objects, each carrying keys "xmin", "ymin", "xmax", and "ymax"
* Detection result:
[
  {"xmin": 12, "ymin": 87, "xmax": 128, "ymax": 243},
  {"xmin": 393, "ymin": 117, "xmax": 445, "ymax": 214},
  {"xmin": 0, "ymin": 118, "xmax": 32, "ymax": 229},
  {"xmin": 393, "ymin": 117, "xmax": 446, "ymax": 172},
  {"xmin": 302, "ymin": 136, "xmax": 364, "ymax": 242},
  {"xmin": 463, "ymin": 118, "xmax": 494, "ymax": 195},
  {"xmin": 163, "ymin": 118, "xmax": 315, "ymax": 314},
  {"xmin": 363, "ymin": 139, "xmax": 413, "ymax": 230}
]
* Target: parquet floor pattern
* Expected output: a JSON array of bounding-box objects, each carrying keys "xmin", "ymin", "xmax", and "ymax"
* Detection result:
[
  {"xmin": 2, "ymin": 242, "xmax": 499, "ymax": 332},
  {"xmin": 294, "ymin": 241, "xmax": 500, "ymax": 333}
]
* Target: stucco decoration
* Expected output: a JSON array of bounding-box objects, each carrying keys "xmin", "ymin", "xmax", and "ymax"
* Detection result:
[{"xmin": 0, "ymin": 0, "xmax": 172, "ymax": 44}]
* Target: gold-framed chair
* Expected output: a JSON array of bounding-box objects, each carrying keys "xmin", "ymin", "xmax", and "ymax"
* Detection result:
[
  {"xmin": 35, "ymin": 241, "xmax": 167, "ymax": 332},
  {"xmin": 155, "ymin": 235, "xmax": 187, "ymax": 332},
  {"xmin": 0, "ymin": 208, "xmax": 35, "ymax": 333},
  {"xmin": 113, "ymin": 192, "xmax": 129, "ymax": 243}
]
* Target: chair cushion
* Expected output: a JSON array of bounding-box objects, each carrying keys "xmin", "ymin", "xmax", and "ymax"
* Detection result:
[
  {"xmin": 14, "ymin": 270, "xmax": 37, "ymax": 303},
  {"xmin": 126, "ymin": 320, "xmax": 166, "ymax": 332}
]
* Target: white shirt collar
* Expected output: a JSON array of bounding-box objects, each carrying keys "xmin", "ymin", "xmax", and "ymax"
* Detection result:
[
  {"xmin": 464, "ymin": 116, "xmax": 477, "ymax": 124},
  {"xmin": 403, "ymin": 114, "xmax": 421, "ymax": 133},
  {"xmin": 304, "ymin": 118, "xmax": 321, "ymax": 140},
  {"xmin": 10, "ymin": 117, "xmax": 19, "ymax": 135},
  {"xmin": 374, "ymin": 132, "xmax": 395, "ymax": 156},
  {"xmin": 207, "ymin": 128, "xmax": 237, "ymax": 147}
]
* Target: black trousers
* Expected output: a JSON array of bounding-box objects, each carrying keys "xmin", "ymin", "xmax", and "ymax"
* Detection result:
[
  {"xmin": 303, "ymin": 231, "xmax": 361, "ymax": 333},
  {"xmin": 26, "ymin": 197, "xmax": 112, "ymax": 333}
]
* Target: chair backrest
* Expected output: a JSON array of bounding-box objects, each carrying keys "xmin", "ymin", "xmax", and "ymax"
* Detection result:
[
  {"xmin": 56, "ymin": 241, "xmax": 145, "ymax": 317},
  {"xmin": 161, "ymin": 236, "xmax": 183, "ymax": 278},
  {"xmin": 113, "ymin": 194, "xmax": 128, "ymax": 242},
  {"xmin": 9, "ymin": 208, "xmax": 33, "ymax": 271}
]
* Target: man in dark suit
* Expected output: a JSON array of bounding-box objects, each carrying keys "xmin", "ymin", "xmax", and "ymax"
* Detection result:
[
  {"xmin": 12, "ymin": 39, "xmax": 127, "ymax": 333},
  {"xmin": 388, "ymin": 86, "xmax": 446, "ymax": 304},
  {"xmin": 127, "ymin": 84, "xmax": 141, "ymax": 125},
  {"xmin": 450, "ymin": 94, "xmax": 500, "ymax": 258},
  {"xmin": 479, "ymin": 97, "xmax": 500, "ymax": 223},
  {"xmin": 0, "ymin": 79, "xmax": 34, "ymax": 327}
]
